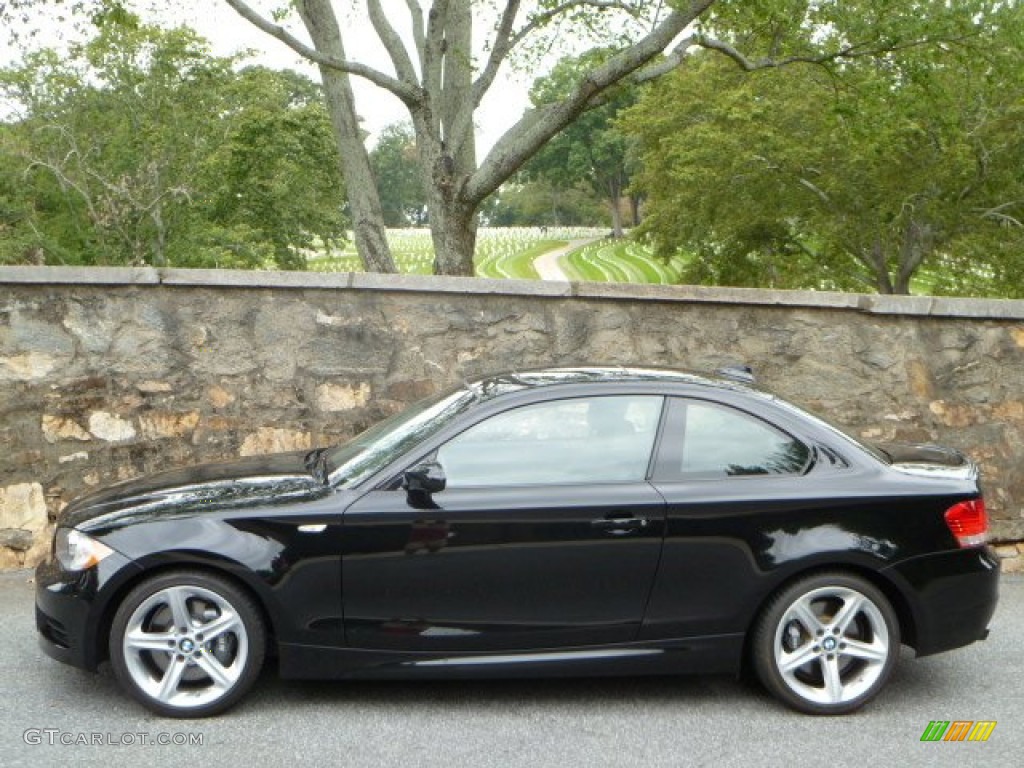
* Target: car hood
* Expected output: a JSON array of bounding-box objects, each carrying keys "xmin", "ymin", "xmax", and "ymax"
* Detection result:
[
  {"xmin": 61, "ymin": 451, "xmax": 328, "ymax": 532},
  {"xmin": 875, "ymin": 442, "xmax": 978, "ymax": 481}
]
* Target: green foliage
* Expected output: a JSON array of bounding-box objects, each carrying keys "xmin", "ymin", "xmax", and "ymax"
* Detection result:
[
  {"xmin": 701, "ymin": 0, "xmax": 990, "ymax": 66},
  {"xmin": 623, "ymin": 1, "xmax": 1024, "ymax": 295},
  {"xmin": 204, "ymin": 66, "xmax": 348, "ymax": 269},
  {"xmin": 482, "ymin": 180, "xmax": 607, "ymax": 227},
  {"xmin": 524, "ymin": 48, "xmax": 639, "ymax": 233},
  {"xmin": 369, "ymin": 122, "xmax": 426, "ymax": 228},
  {"xmin": 0, "ymin": 17, "xmax": 346, "ymax": 268}
]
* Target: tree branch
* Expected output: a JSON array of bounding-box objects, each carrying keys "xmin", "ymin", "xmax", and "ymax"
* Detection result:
[
  {"xmin": 504, "ymin": 0, "xmax": 638, "ymax": 54},
  {"xmin": 980, "ymin": 211, "xmax": 1023, "ymax": 227},
  {"xmin": 441, "ymin": 0, "xmax": 475, "ymax": 167},
  {"xmin": 24, "ymin": 157, "xmax": 97, "ymax": 223},
  {"xmin": 625, "ymin": 35, "xmax": 695, "ymax": 85},
  {"xmin": 422, "ymin": 0, "xmax": 450, "ymax": 132},
  {"xmin": 976, "ymin": 200, "xmax": 1024, "ymax": 227},
  {"xmin": 222, "ymin": 0, "xmax": 422, "ymax": 105},
  {"xmin": 405, "ymin": 0, "xmax": 427, "ymax": 71},
  {"xmin": 470, "ymin": 1, "xmax": 521, "ymax": 109},
  {"xmin": 694, "ymin": 33, "xmax": 963, "ymax": 72},
  {"xmin": 896, "ymin": 219, "xmax": 933, "ymax": 290},
  {"xmin": 467, "ymin": 1, "xmax": 716, "ymax": 204},
  {"xmin": 368, "ymin": 0, "xmax": 420, "ymax": 86},
  {"xmin": 468, "ymin": 1, "xmax": 640, "ymax": 136},
  {"xmin": 802, "ymin": 243, "xmax": 877, "ymax": 291}
]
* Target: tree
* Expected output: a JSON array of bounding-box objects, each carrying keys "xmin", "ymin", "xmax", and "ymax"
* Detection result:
[
  {"xmin": 203, "ymin": 66, "xmax": 349, "ymax": 268},
  {"xmin": 621, "ymin": 5, "xmax": 1024, "ymax": 295},
  {"xmin": 3, "ymin": 0, "xmax": 996, "ymax": 276},
  {"xmin": 369, "ymin": 122, "xmax": 427, "ymax": 227},
  {"xmin": 1, "ymin": 30, "xmax": 233, "ymax": 266},
  {"xmin": 221, "ymin": 0, "xmax": 715, "ymax": 274},
  {"xmin": 0, "ymin": 19, "xmax": 347, "ymax": 268},
  {"xmin": 219, "ymin": 0, "xmax": 999, "ymax": 276},
  {"xmin": 525, "ymin": 49, "xmax": 640, "ymax": 237},
  {"xmin": 0, "ymin": 123, "xmax": 50, "ymax": 264},
  {"xmin": 481, "ymin": 179, "xmax": 606, "ymax": 227}
]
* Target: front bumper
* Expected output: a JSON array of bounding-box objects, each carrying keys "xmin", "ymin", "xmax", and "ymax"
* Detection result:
[
  {"xmin": 35, "ymin": 552, "xmax": 142, "ymax": 671},
  {"xmin": 883, "ymin": 546, "xmax": 1000, "ymax": 657}
]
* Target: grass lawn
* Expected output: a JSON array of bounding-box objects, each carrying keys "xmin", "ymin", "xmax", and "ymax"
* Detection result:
[
  {"xmin": 307, "ymin": 227, "xmax": 600, "ymax": 279},
  {"xmin": 477, "ymin": 240, "xmax": 564, "ymax": 279},
  {"xmin": 561, "ymin": 240, "xmax": 689, "ymax": 285}
]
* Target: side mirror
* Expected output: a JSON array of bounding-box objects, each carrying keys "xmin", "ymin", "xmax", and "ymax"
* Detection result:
[{"xmin": 403, "ymin": 462, "xmax": 446, "ymax": 495}]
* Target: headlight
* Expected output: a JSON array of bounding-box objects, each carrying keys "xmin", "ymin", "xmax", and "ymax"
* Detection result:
[{"xmin": 55, "ymin": 528, "xmax": 114, "ymax": 571}]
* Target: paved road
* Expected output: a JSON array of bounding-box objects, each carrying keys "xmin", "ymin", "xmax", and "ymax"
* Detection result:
[
  {"xmin": 1, "ymin": 570, "xmax": 1020, "ymax": 767},
  {"xmin": 533, "ymin": 238, "xmax": 599, "ymax": 281}
]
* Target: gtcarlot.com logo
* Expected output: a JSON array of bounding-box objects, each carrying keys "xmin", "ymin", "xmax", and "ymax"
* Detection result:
[
  {"xmin": 920, "ymin": 721, "xmax": 996, "ymax": 742},
  {"xmin": 23, "ymin": 729, "xmax": 204, "ymax": 747}
]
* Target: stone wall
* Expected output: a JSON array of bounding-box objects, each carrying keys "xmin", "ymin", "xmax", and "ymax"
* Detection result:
[{"xmin": 2, "ymin": 266, "xmax": 1023, "ymax": 572}]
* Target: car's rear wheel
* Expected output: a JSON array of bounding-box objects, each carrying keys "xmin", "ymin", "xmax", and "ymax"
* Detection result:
[
  {"xmin": 752, "ymin": 572, "xmax": 899, "ymax": 715},
  {"xmin": 109, "ymin": 570, "xmax": 265, "ymax": 718}
]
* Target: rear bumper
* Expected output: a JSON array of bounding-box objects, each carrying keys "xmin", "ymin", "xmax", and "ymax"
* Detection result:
[{"xmin": 883, "ymin": 546, "xmax": 999, "ymax": 657}]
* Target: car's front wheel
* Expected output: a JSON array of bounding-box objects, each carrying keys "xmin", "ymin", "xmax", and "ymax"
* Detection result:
[
  {"xmin": 109, "ymin": 570, "xmax": 266, "ymax": 718},
  {"xmin": 752, "ymin": 572, "xmax": 899, "ymax": 715}
]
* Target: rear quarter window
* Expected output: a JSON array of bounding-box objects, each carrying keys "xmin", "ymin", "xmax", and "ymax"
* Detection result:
[{"xmin": 657, "ymin": 399, "xmax": 811, "ymax": 481}]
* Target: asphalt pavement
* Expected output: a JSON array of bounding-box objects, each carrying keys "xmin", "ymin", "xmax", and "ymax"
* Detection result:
[{"xmin": 1, "ymin": 569, "xmax": 1020, "ymax": 768}]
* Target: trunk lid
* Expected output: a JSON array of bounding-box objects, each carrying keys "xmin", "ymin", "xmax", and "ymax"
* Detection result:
[{"xmin": 875, "ymin": 442, "xmax": 978, "ymax": 482}]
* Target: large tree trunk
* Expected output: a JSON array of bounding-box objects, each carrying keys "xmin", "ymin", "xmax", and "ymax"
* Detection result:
[
  {"xmin": 607, "ymin": 176, "xmax": 624, "ymax": 237},
  {"xmin": 411, "ymin": 112, "xmax": 479, "ymax": 275},
  {"xmin": 629, "ymin": 194, "xmax": 642, "ymax": 226},
  {"xmin": 608, "ymin": 198, "xmax": 624, "ymax": 238},
  {"xmin": 429, "ymin": 191, "xmax": 478, "ymax": 276},
  {"xmin": 876, "ymin": 272, "xmax": 895, "ymax": 294},
  {"xmin": 894, "ymin": 220, "xmax": 932, "ymax": 295},
  {"xmin": 150, "ymin": 198, "xmax": 167, "ymax": 267},
  {"xmin": 893, "ymin": 273, "xmax": 912, "ymax": 295},
  {"xmin": 441, "ymin": 1, "xmax": 476, "ymax": 183},
  {"xmin": 864, "ymin": 223, "xmax": 931, "ymax": 294},
  {"xmin": 436, "ymin": 0, "xmax": 478, "ymax": 275},
  {"xmin": 296, "ymin": 0, "xmax": 396, "ymax": 273},
  {"xmin": 866, "ymin": 237, "xmax": 895, "ymax": 294},
  {"xmin": 410, "ymin": 0, "xmax": 479, "ymax": 276}
]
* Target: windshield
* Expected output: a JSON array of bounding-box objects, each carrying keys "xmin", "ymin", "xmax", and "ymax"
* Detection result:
[{"xmin": 327, "ymin": 385, "xmax": 479, "ymax": 488}]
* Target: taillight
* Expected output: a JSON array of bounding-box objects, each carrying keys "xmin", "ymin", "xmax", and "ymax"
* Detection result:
[{"xmin": 944, "ymin": 499, "xmax": 989, "ymax": 547}]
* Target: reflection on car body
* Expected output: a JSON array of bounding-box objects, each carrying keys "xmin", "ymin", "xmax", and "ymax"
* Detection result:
[{"xmin": 35, "ymin": 366, "xmax": 998, "ymax": 718}]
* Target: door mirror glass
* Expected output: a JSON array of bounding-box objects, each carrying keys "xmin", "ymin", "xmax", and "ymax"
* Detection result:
[{"xmin": 403, "ymin": 462, "xmax": 447, "ymax": 494}]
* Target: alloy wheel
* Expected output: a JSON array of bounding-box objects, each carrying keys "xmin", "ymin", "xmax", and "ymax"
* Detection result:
[
  {"xmin": 753, "ymin": 572, "xmax": 899, "ymax": 715},
  {"xmin": 773, "ymin": 586, "xmax": 890, "ymax": 705},
  {"xmin": 110, "ymin": 571, "xmax": 265, "ymax": 717}
]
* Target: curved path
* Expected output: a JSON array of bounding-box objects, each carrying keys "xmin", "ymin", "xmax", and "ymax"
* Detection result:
[{"xmin": 532, "ymin": 238, "xmax": 600, "ymax": 281}]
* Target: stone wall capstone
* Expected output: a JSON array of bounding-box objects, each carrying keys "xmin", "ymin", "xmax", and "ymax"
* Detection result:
[{"xmin": 1, "ymin": 266, "xmax": 1023, "ymax": 572}]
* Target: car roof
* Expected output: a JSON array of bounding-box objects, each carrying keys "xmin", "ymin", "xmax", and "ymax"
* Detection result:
[{"xmin": 466, "ymin": 366, "xmax": 756, "ymax": 403}]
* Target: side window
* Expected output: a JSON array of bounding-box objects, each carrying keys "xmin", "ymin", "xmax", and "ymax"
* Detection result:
[
  {"xmin": 435, "ymin": 395, "xmax": 663, "ymax": 488},
  {"xmin": 662, "ymin": 399, "xmax": 810, "ymax": 480}
]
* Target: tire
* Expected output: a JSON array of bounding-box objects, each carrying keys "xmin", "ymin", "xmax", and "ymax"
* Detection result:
[
  {"xmin": 752, "ymin": 571, "xmax": 900, "ymax": 715},
  {"xmin": 109, "ymin": 570, "xmax": 266, "ymax": 718}
]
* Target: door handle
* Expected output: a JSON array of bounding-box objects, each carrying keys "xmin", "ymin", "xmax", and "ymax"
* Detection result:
[{"xmin": 591, "ymin": 514, "xmax": 648, "ymax": 535}]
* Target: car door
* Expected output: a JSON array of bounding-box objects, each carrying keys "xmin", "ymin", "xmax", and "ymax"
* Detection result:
[
  {"xmin": 642, "ymin": 396, "xmax": 819, "ymax": 642},
  {"xmin": 341, "ymin": 394, "xmax": 668, "ymax": 652}
]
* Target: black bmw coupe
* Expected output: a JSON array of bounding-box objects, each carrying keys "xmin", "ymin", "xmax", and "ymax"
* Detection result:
[{"xmin": 35, "ymin": 366, "xmax": 998, "ymax": 717}]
